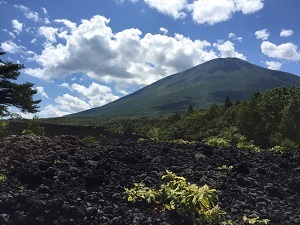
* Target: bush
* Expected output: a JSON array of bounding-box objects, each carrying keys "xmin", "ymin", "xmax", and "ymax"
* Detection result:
[
  {"xmin": 205, "ymin": 137, "xmax": 230, "ymax": 148},
  {"xmin": 0, "ymin": 174, "xmax": 7, "ymax": 182},
  {"xmin": 125, "ymin": 170, "xmax": 225, "ymax": 223},
  {"xmin": 80, "ymin": 135, "xmax": 99, "ymax": 145},
  {"xmin": 0, "ymin": 120, "xmax": 7, "ymax": 138},
  {"xmin": 22, "ymin": 116, "xmax": 45, "ymax": 136},
  {"xmin": 237, "ymin": 141, "xmax": 261, "ymax": 152},
  {"xmin": 279, "ymin": 138, "xmax": 299, "ymax": 153}
]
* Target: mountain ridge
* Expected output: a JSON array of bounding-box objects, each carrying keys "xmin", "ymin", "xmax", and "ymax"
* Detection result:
[{"xmin": 67, "ymin": 57, "xmax": 300, "ymax": 118}]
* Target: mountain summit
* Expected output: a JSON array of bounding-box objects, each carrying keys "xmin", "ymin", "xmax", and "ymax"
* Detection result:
[{"xmin": 67, "ymin": 58, "xmax": 300, "ymax": 118}]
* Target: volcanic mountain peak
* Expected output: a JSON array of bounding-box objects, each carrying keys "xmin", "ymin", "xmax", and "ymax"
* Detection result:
[{"xmin": 67, "ymin": 57, "xmax": 300, "ymax": 118}]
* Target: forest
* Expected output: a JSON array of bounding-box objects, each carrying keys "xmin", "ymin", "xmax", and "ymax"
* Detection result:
[{"xmin": 41, "ymin": 86, "xmax": 300, "ymax": 153}]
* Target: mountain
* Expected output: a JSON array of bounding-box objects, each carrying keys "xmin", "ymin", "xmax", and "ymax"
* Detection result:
[{"xmin": 67, "ymin": 57, "xmax": 300, "ymax": 118}]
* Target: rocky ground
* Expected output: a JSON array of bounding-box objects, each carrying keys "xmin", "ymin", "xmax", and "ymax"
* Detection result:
[{"xmin": 0, "ymin": 132, "xmax": 300, "ymax": 225}]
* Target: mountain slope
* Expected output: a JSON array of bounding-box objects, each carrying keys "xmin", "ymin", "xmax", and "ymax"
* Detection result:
[{"xmin": 68, "ymin": 58, "xmax": 300, "ymax": 118}]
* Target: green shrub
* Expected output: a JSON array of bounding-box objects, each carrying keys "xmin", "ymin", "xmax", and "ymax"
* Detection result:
[
  {"xmin": 0, "ymin": 174, "xmax": 7, "ymax": 182},
  {"xmin": 22, "ymin": 116, "xmax": 45, "ymax": 136},
  {"xmin": 0, "ymin": 120, "xmax": 8, "ymax": 138},
  {"xmin": 217, "ymin": 165, "xmax": 233, "ymax": 171},
  {"xmin": 205, "ymin": 137, "xmax": 230, "ymax": 148},
  {"xmin": 243, "ymin": 216, "xmax": 270, "ymax": 225},
  {"xmin": 80, "ymin": 135, "xmax": 99, "ymax": 145},
  {"xmin": 125, "ymin": 170, "xmax": 225, "ymax": 223},
  {"xmin": 221, "ymin": 216, "xmax": 270, "ymax": 225},
  {"xmin": 279, "ymin": 138, "xmax": 299, "ymax": 153},
  {"xmin": 237, "ymin": 141, "xmax": 261, "ymax": 152}
]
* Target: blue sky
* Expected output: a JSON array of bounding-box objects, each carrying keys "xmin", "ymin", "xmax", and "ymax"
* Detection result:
[{"xmin": 1, "ymin": 0, "xmax": 300, "ymax": 118}]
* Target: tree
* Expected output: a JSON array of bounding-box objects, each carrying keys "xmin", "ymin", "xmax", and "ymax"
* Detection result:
[
  {"xmin": 0, "ymin": 52, "xmax": 40, "ymax": 116},
  {"xmin": 187, "ymin": 104, "xmax": 194, "ymax": 114},
  {"xmin": 224, "ymin": 96, "xmax": 233, "ymax": 109}
]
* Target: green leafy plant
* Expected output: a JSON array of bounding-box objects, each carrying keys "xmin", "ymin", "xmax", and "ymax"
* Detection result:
[
  {"xmin": 22, "ymin": 115, "xmax": 45, "ymax": 136},
  {"xmin": 205, "ymin": 137, "xmax": 230, "ymax": 148},
  {"xmin": 0, "ymin": 119, "xmax": 7, "ymax": 138},
  {"xmin": 221, "ymin": 220, "xmax": 239, "ymax": 225},
  {"xmin": 221, "ymin": 216, "xmax": 270, "ymax": 225},
  {"xmin": 80, "ymin": 135, "xmax": 99, "ymax": 145},
  {"xmin": 243, "ymin": 216, "xmax": 270, "ymax": 225},
  {"xmin": 237, "ymin": 141, "xmax": 261, "ymax": 152},
  {"xmin": 0, "ymin": 174, "xmax": 7, "ymax": 181},
  {"xmin": 125, "ymin": 170, "xmax": 225, "ymax": 223},
  {"xmin": 217, "ymin": 165, "xmax": 233, "ymax": 171}
]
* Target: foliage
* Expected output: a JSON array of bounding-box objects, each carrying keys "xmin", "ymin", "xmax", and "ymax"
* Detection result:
[
  {"xmin": 237, "ymin": 141, "xmax": 261, "ymax": 152},
  {"xmin": 42, "ymin": 87, "xmax": 300, "ymax": 153},
  {"xmin": 80, "ymin": 135, "xmax": 99, "ymax": 145},
  {"xmin": 205, "ymin": 137, "xmax": 230, "ymax": 148},
  {"xmin": 125, "ymin": 170, "xmax": 225, "ymax": 223},
  {"xmin": 242, "ymin": 216, "xmax": 270, "ymax": 225},
  {"xmin": 217, "ymin": 165, "xmax": 233, "ymax": 171},
  {"xmin": 22, "ymin": 116, "xmax": 45, "ymax": 136},
  {"xmin": 0, "ymin": 174, "xmax": 7, "ymax": 182},
  {"xmin": 0, "ymin": 119, "xmax": 7, "ymax": 138},
  {"xmin": 221, "ymin": 216, "xmax": 270, "ymax": 225},
  {"xmin": 0, "ymin": 52, "xmax": 40, "ymax": 117}
]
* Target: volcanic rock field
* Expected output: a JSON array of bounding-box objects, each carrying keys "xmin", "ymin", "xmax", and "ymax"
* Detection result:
[{"xmin": 0, "ymin": 132, "xmax": 300, "ymax": 225}]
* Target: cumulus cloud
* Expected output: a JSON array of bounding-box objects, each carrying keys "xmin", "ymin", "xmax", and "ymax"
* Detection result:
[
  {"xmin": 261, "ymin": 41, "xmax": 300, "ymax": 61},
  {"xmin": 265, "ymin": 61, "xmax": 282, "ymax": 70},
  {"xmin": 228, "ymin": 33, "xmax": 242, "ymax": 42},
  {"xmin": 25, "ymin": 15, "xmax": 219, "ymax": 93},
  {"xmin": 12, "ymin": 19, "xmax": 23, "ymax": 34},
  {"xmin": 159, "ymin": 27, "xmax": 168, "ymax": 34},
  {"xmin": 55, "ymin": 93, "xmax": 90, "ymax": 113},
  {"xmin": 70, "ymin": 82, "xmax": 119, "ymax": 107},
  {"xmin": 39, "ymin": 26, "xmax": 58, "ymax": 43},
  {"xmin": 36, "ymin": 86, "xmax": 49, "ymax": 99},
  {"xmin": 38, "ymin": 105, "xmax": 70, "ymax": 118},
  {"xmin": 213, "ymin": 40, "xmax": 246, "ymax": 60},
  {"xmin": 280, "ymin": 29, "xmax": 294, "ymax": 37},
  {"xmin": 0, "ymin": 40, "xmax": 25, "ymax": 53},
  {"xmin": 42, "ymin": 81, "xmax": 119, "ymax": 117},
  {"xmin": 144, "ymin": 0, "xmax": 187, "ymax": 19},
  {"xmin": 188, "ymin": 0, "xmax": 264, "ymax": 25},
  {"xmin": 255, "ymin": 29, "xmax": 270, "ymax": 40}
]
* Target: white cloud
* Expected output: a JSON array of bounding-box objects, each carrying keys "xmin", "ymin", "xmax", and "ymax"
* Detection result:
[
  {"xmin": 280, "ymin": 29, "xmax": 294, "ymax": 37},
  {"xmin": 160, "ymin": 27, "xmax": 168, "ymax": 34},
  {"xmin": 12, "ymin": 19, "xmax": 23, "ymax": 34},
  {"xmin": 265, "ymin": 61, "xmax": 282, "ymax": 70},
  {"xmin": 14, "ymin": 4, "xmax": 49, "ymax": 24},
  {"xmin": 38, "ymin": 105, "xmax": 70, "ymax": 118},
  {"xmin": 55, "ymin": 93, "xmax": 90, "ymax": 113},
  {"xmin": 14, "ymin": 4, "xmax": 40, "ymax": 22},
  {"xmin": 234, "ymin": 0, "xmax": 264, "ymax": 14},
  {"xmin": 36, "ymin": 86, "xmax": 49, "ymax": 99},
  {"xmin": 60, "ymin": 82, "xmax": 72, "ymax": 90},
  {"xmin": 188, "ymin": 0, "xmax": 264, "ymax": 25},
  {"xmin": 213, "ymin": 40, "xmax": 246, "ymax": 60},
  {"xmin": 228, "ymin": 32, "xmax": 242, "ymax": 42},
  {"xmin": 144, "ymin": 0, "xmax": 187, "ymax": 19},
  {"xmin": 255, "ymin": 29, "xmax": 270, "ymax": 40},
  {"xmin": 39, "ymin": 26, "xmax": 58, "ymax": 43},
  {"xmin": 261, "ymin": 41, "xmax": 300, "ymax": 61},
  {"xmin": 41, "ymin": 7, "xmax": 48, "ymax": 15},
  {"xmin": 25, "ymin": 15, "xmax": 219, "ymax": 93},
  {"xmin": 70, "ymin": 82, "xmax": 119, "ymax": 107},
  {"xmin": 0, "ymin": 40, "xmax": 25, "ymax": 53},
  {"xmin": 2, "ymin": 29, "xmax": 16, "ymax": 39}
]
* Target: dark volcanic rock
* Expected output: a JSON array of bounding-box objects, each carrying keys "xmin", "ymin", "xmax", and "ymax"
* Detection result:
[{"xmin": 0, "ymin": 134, "xmax": 299, "ymax": 225}]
